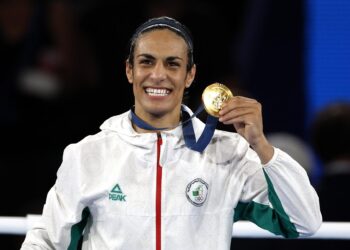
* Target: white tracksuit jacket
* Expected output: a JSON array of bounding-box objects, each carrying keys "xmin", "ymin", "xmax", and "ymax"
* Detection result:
[{"xmin": 21, "ymin": 106, "xmax": 322, "ymax": 250}]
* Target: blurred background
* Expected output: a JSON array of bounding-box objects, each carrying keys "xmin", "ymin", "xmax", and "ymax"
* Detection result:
[{"xmin": 1, "ymin": 0, "xmax": 350, "ymax": 249}]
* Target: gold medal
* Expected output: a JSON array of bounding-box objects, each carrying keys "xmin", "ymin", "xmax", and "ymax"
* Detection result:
[{"xmin": 202, "ymin": 83, "xmax": 234, "ymax": 117}]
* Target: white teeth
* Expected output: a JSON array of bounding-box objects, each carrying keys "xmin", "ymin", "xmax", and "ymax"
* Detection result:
[{"xmin": 145, "ymin": 88, "xmax": 170, "ymax": 96}]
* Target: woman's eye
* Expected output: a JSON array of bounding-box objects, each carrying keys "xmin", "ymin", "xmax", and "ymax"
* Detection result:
[
  {"xmin": 140, "ymin": 59, "xmax": 152, "ymax": 65},
  {"xmin": 168, "ymin": 62, "xmax": 180, "ymax": 67}
]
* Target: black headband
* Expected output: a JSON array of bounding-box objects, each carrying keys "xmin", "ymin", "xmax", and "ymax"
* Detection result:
[{"xmin": 131, "ymin": 16, "xmax": 193, "ymax": 52}]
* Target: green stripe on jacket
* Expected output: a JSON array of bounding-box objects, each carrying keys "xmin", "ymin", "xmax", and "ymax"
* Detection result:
[
  {"xmin": 68, "ymin": 207, "xmax": 90, "ymax": 250},
  {"xmin": 234, "ymin": 169, "xmax": 299, "ymax": 239}
]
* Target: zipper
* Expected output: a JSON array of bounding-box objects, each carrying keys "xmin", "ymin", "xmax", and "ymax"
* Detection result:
[{"xmin": 156, "ymin": 133, "xmax": 163, "ymax": 250}]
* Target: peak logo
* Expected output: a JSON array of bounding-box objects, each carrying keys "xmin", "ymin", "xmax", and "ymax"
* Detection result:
[{"xmin": 109, "ymin": 184, "xmax": 127, "ymax": 202}]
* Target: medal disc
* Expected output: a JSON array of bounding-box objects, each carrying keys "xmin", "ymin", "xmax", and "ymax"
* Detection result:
[{"xmin": 202, "ymin": 83, "xmax": 234, "ymax": 117}]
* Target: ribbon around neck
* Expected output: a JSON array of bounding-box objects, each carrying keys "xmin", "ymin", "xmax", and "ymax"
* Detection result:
[{"xmin": 130, "ymin": 105, "xmax": 218, "ymax": 153}]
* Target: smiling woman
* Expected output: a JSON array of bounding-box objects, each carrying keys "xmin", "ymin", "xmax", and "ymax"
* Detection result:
[{"xmin": 20, "ymin": 16, "xmax": 321, "ymax": 250}]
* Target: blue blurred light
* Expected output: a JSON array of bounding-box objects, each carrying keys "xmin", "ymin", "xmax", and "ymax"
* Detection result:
[{"xmin": 306, "ymin": 0, "xmax": 350, "ymax": 123}]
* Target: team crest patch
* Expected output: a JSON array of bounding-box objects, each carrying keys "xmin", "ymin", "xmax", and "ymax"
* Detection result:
[{"xmin": 186, "ymin": 178, "xmax": 209, "ymax": 207}]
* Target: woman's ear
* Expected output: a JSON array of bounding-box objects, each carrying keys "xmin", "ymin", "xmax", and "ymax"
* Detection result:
[
  {"xmin": 185, "ymin": 64, "xmax": 196, "ymax": 88},
  {"xmin": 125, "ymin": 60, "xmax": 133, "ymax": 84}
]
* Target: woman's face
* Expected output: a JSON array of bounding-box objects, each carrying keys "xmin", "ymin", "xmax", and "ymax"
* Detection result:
[{"xmin": 126, "ymin": 29, "xmax": 195, "ymax": 123}]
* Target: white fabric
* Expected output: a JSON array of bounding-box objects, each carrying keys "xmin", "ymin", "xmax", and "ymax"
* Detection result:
[{"xmin": 21, "ymin": 107, "xmax": 322, "ymax": 250}]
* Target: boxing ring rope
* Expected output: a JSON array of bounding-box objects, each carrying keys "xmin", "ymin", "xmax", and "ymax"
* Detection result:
[{"xmin": 1, "ymin": 215, "xmax": 350, "ymax": 239}]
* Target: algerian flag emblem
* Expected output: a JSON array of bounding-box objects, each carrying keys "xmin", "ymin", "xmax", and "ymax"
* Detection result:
[{"xmin": 186, "ymin": 178, "xmax": 209, "ymax": 207}]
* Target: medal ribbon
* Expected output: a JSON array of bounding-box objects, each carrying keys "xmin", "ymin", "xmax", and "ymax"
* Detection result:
[{"xmin": 130, "ymin": 105, "xmax": 218, "ymax": 152}]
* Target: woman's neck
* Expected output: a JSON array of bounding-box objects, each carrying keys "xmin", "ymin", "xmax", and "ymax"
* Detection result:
[{"xmin": 132, "ymin": 107, "xmax": 181, "ymax": 133}]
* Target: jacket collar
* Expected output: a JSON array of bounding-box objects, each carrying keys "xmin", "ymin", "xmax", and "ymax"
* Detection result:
[{"xmin": 99, "ymin": 105, "xmax": 205, "ymax": 149}]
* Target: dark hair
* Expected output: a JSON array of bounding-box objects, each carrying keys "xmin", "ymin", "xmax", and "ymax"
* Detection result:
[
  {"xmin": 127, "ymin": 16, "xmax": 194, "ymax": 72},
  {"xmin": 310, "ymin": 102, "xmax": 350, "ymax": 164}
]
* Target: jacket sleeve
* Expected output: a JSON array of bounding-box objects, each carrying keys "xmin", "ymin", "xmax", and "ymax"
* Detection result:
[
  {"xmin": 233, "ymin": 147, "xmax": 322, "ymax": 238},
  {"xmin": 21, "ymin": 144, "xmax": 90, "ymax": 249}
]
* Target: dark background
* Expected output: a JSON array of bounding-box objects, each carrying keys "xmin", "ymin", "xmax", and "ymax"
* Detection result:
[{"xmin": 0, "ymin": 0, "xmax": 348, "ymax": 249}]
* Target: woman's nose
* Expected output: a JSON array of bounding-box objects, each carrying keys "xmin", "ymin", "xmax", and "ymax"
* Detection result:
[{"xmin": 150, "ymin": 63, "xmax": 166, "ymax": 81}]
